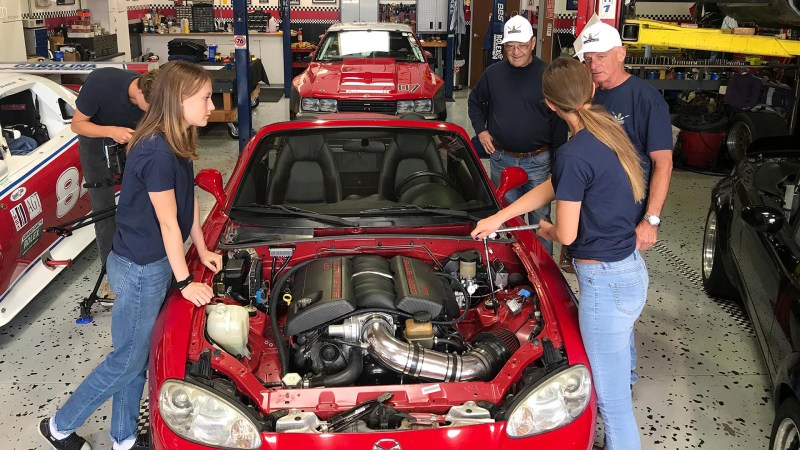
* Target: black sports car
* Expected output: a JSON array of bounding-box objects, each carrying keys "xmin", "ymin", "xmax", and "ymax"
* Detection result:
[{"xmin": 702, "ymin": 136, "xmax": 800, "ymax": 450}]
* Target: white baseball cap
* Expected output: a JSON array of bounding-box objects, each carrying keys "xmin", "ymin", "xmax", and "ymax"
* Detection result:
[
  {"xmin": 573, "ymin": 19, "xmax": 623, "ymax": 58},
  {"xmin": 501, "ymin": 16, "xmax": 534, "ymax": 44}
]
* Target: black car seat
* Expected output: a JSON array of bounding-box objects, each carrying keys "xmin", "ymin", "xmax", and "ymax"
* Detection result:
[
  {"xmin": 266, "ymin": 135, "xmax": 342, "ymax": 204},
  {"xmin": 378, "ymin": 134, "xmax": 445, "ymax": 201},
  {"xmin": 0, "ymin": 90, "xmax": 49, "ymax": 147}
]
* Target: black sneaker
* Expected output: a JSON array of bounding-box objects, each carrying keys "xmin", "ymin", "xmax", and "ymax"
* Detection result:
[
  {"xmin": 38, "ymin": 417, "xmax": 92, "ymax": 450},
  {"xmin": 129, "ymin": 433, "xmax": 151, "ymax": 450}
]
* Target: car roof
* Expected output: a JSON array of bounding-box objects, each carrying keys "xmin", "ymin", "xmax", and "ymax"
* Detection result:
[{"xmin": 327, "ymin": 22, "xmax": 415, "ymax": 33}]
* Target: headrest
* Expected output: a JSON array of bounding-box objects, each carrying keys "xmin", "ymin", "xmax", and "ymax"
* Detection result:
[{"xmin": 285, "ymin": 135, "xmax": 326, "ymax": 160}]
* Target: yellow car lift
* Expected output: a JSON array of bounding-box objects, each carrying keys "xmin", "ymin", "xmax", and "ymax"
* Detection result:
[{"xmin": 621, "ymin": 19, "xmax": 800, "ymax": 57}]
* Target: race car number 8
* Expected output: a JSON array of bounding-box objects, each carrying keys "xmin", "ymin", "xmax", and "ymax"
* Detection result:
[{"xmin": 56, "ymin": 167, "xmax": 80, "ymax": 218}]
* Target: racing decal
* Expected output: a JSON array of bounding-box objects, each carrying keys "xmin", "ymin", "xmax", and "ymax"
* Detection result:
[
  {"xmin": 56, "ymin": 167, "xmax": 80, "ymax": 218},
  {"xmin": 421, "ymin": 384, "xmax": 441, "ymax": 395},
  {"xmin": 10, "ymin": 203, "xmax": 28, "ymax": 231},
  {"xmin": 24, "ymin": 193, "xmax": 42, "ymax": 219},
  {"xmin": 9, "ymin": 187, "xmax": 26, "ymax": 202},
  {"xmin": 398, "ymin": 84, "xmax": 420, "ymax": 93},
  {"xmin": 343, "ymin": 89, "xmax": 391, "ymax": 94},
  {"xmin": 20, "ymin": 219, "xmax": 43, "ymax": 257}
]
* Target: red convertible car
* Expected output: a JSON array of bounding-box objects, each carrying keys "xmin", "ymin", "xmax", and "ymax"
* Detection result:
[
  {"xmin": 290, "ymin": 23, "xmax": 446, "ymax": 121},
  {"xmin": 147, "ymin": 116, "xmax": 595, "ymax": 449}
]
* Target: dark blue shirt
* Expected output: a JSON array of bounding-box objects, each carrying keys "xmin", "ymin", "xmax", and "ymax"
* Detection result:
[
  {"xmin": 468, "ymin": 58, "xmax": 568, "ymax": 153},
  {"xmin": 552, "ymin": 129, "xmax": 640, "ymax": 262},
  {"xmin": 112, "ymin": 133, "xmax": 195, "ymax": 265},
  {"xmin": 593, "ymin": 75, "xmax": 672, "ymax": 180},
  {"xmin": 76, "ymin": 68, "xmax": 144, "ymax": 129}
]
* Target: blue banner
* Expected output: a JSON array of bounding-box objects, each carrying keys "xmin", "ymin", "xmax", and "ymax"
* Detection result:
[{"xmin": 491, "ymin": 0, "xmax": 506, "ymax": 63}]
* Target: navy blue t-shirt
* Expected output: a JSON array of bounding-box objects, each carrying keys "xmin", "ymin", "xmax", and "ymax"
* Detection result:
[
  {"xmin": 76, "ymin": 68, "xmax": 144, "ymax": 129},
  {"xmin": 552, "ymin": 129, "xmax": 641, "ymax": 262},
  {"xmin": 593, "ymin": 75, "xmax": 672, "ymax": 180},
  {"xmin": 112, "ymin": 133, "xmax": 195, "ymax": 265}
]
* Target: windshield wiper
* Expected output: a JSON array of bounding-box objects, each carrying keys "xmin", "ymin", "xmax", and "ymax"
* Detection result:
[
  {"xmin": 230, "ymin": 204, "xmax": 358, "ymax": 227},
  {"xmin": 358, "ymin": 205, "xmax": 480, "ymax": 222}
]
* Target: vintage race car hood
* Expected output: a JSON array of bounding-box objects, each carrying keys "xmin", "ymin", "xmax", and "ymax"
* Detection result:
[{"xmin": 298, "ymin": 58, "xmax": 438, "ymax": 99}]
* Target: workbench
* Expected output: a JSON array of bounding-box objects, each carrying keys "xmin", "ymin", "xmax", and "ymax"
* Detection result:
[{"xmin": 202, "ymin": 58, "xmax": 269, "ymax": 138}]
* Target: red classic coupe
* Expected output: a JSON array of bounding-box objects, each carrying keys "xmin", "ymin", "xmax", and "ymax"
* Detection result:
[
  {"xmin": 290, "ymin": 23, "xmax": 447, "ymax": 121},
  {"xmin": 147, "ymin": 116, "xmax": 595, "ymax": 449}
]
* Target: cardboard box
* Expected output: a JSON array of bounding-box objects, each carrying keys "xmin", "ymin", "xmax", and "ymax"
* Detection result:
[
  {"xmin": 62, "ymin": 52, "xmax": 80, "ymax": 61},
  {"xmin": 733, "ymin": 27, "xmax": 756, "ymax": 35},
  {"xmin": 49, "ymin": 35, "xmax": 65, "ymax": 52}
]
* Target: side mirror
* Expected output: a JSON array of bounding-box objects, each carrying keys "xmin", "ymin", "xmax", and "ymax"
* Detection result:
[
  {"xmin": 196, "ymin": 169, "xmax": 226, "ymax": 206},
  {"xmin": 495, "ymin": 166, "xmax": 528, "ymax": 206},
  {"xmin": 742, "ymin": 205, "xmax": 785, "ymax": 234}
]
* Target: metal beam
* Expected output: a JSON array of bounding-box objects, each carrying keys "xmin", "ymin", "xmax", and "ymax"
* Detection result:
[
  {"xmin": 281, "ymin": 0, "xmax": 292, "ymax": 100},
  {"xmin": 233, "ymin": 0, "xmax": 253, "ymax": 149}
]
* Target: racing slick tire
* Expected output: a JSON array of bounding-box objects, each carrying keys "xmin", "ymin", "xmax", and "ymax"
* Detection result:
[
  {"xmin": 770, "ymin": 396, "xmax": 800, "ymax": 450},
  {"xmin": 702, "ymin": 208, "xmax": 739, "ymax": 300}
]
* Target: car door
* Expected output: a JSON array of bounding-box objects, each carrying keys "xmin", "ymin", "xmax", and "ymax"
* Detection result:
[{"xmin": 733, "ymin": 161, "xmax": 800, "ymax": 378}]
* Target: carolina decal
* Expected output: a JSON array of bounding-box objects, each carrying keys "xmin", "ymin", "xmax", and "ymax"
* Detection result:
[
  {"xmin": 9, "ymin": 187, "xmax": 26, "ymax": 202},
  {"xmin": 24, "ymin": 193, "xmax": 42, "ymax": 219},
  {"xmin": 10, "ymin": 203, "xmax": 28, "ymax": 231},
  {"xmin": 20, "ymin": 218, "xmax": 43, "ymax": 257},
  {"xmin": 398, "ymin": 84, "xmax": 420, "ymax": 93},
  {"xmin": 56, "ymin": 167, "xmax": 80, "ymax": 218}
]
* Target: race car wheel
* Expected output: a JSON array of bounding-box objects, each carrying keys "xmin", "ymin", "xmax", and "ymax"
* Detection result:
[
  {"xmin": 702, "ymin": 208, "xmax": 738, "ymax": 299},
  {"xmin": 397, "ymin": 170, "xmax": 454, "ymax": 197},
  {"xmin": 770, "ymin": 396, "xmax": 800, "ymax": 450},
  {"xmin": 726, "ymin": 112, "xmax": 790, "ymax": 163}
]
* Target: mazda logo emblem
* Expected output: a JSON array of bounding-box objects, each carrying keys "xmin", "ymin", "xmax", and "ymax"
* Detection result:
[{"xmin": 373, "ymin": 438, "xmax": 401, "ymax": 450}]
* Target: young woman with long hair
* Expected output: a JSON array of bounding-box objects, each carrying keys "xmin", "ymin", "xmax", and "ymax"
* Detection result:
[
  {"xmin": 40, "ymin": 60, "xmax": 222, "ymax": 450},
  {"xmin": 472, "ymin": 56, "xmax": 648, "ymax": 450}
]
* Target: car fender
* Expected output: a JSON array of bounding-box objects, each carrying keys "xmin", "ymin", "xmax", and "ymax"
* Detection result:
[{"xmin": 709, "ymin": 176, "xmax": 741, "ymax": 287}]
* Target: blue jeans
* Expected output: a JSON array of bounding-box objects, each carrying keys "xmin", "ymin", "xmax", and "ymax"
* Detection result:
[
  {"xmin": 54, "ymin": 251, "xmax": 172, "ymax": 445},
  {"xmin": 574, "ymin": 251, "xmax": 648, "ymax": 450},
  {"xmin": 489, "ymin": 150, "xmax": 553, "ymax": 254}
]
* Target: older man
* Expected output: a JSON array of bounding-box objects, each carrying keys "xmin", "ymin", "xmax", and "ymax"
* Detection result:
[
  {"xmin": 574, "ymin": 19, "xmax": 673, "ymax": 250},
  {"xmin": 468, "ymin": 15, "xmax": 567, "ymax": 254}
]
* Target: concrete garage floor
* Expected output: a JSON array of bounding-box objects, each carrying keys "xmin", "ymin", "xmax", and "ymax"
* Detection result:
[{"xmin": 0, "ymin": 88, "xmax": 773, "ymax": 449}]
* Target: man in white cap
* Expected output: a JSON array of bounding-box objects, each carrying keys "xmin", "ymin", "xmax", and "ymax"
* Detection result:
[
  {"xmin": 574, "ymin": 17, "xmax": 673, "ymax": 252},
  {"xmin": 468, "ymin": 15, "xmax": 568, "ymax": 254}
]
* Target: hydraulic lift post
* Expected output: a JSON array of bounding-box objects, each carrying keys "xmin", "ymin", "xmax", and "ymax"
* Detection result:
[
  {"xmin": 233, "ymin": 0, "xmax": 254, "ymax": 150},
  {"xmin": 281, "ymin": 0, "xmax": 292, "ymax": 100}
]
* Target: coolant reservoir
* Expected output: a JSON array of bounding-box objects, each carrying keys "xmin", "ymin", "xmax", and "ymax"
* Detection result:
[
  {"xmin": 405, "ymin": 312, "xmax": 434, "ymax": 348},
  {"xmin": 205, "ymin": 304, "xmax": 251, "ymax": 358}
]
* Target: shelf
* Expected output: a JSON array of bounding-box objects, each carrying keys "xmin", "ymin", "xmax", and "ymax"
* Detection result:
[
  {"xmin": 291, "ymin": 48, "xmax": 315, "ymax": 53},
  {"xmin": 641, "ymin": 79, "xmax": 724, "ymax": 90},
  {"xmin": 292, "ymin": 62, "xmax": 308, "ymax": 69}
]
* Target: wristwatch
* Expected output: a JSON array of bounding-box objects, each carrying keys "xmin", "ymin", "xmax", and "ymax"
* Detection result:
[{"xmin": 643, "ymin": 214, "xmax": 661, "ymax": 227}]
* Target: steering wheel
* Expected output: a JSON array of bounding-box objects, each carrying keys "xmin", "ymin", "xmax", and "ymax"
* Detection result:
[{"xmin": 396, "ymin": 171, "xmax": 454, "ymax": 196}]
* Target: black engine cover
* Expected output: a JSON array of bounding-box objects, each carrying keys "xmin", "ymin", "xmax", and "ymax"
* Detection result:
[
  {"xmin": 285, "ymin": 257, "xmax": 355, "ymax": 336},
  {"xmin": 391, "ymin": 256, "xmax": 447, "ymax": 317}
]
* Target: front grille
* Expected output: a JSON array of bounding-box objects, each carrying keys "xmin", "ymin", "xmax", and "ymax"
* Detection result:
[{"xmin": 337, "ymin": 100, "xmax": 397, "ymax": 114}]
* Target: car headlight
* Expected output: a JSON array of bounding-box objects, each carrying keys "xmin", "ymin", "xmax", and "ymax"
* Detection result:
[
  {"xmin": 506, "ymin": 365, "xmax": 592, "ymax": 438},
  {"xmin": 301, "ymin": 97, "xmax": 319, "ymax": 111},
  {"xmin": 159, "ymin": 379, "xmax": 261, "ymax": 449},
  {"xmin": 301, "ymin": 98, "xmax": 336, "ymax": 112},
  {"xmin": 397, "ymin": 99, "xmax": 432, "ymax": 114},
  {"xmin": 318, "ymin": 98, "xmax": 337, "ymax": 112}
]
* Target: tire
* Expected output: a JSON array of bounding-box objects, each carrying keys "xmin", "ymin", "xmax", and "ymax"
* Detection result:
[
  {"xmin": 676, "ymin": 112, "xmax": 728, "ymax": 132},
  {"xmin": 227, "ymin": 123, "xmax": 239, "ymax": 139},
  {"xmin": 251, "ymin": 97, "xmax": 260, "ymax": 108},
  {"xmin": 770, "ymin": 396, "xmax": 800, "ymax": 450},
  {"xmin": 726, "ymin": 112, "xmax": 790, "ymax": 162},
  {"xmin": 702, "ymin": 208, "xmax": 739, "ymax": 299}
]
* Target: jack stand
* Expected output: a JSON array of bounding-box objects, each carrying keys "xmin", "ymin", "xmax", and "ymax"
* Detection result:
[{"xmin": 76, "ymin": 264, "xmax": 113, "ymax": 325}]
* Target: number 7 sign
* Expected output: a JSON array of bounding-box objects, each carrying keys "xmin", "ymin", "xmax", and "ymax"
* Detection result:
[{"xmin": 598, "ymin": 0, "xmax": 616, "ymax": 20}]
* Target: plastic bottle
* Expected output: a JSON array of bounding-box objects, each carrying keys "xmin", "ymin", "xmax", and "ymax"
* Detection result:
[
  {"xmin": 181, "ymin": 18, "xmax": 190, "ymax": 34},
  {"xmin": 298, "ymin": 27, "xmax": 303, "ymax": 42}
]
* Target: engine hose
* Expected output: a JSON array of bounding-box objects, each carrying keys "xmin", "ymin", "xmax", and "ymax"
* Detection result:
[
  {"xmin": 363, "ymin": 317, "xmax": 520, "ymax": 381},
  {"xmin": 308, "ymin": 347, "xmax": 363, "ymax": 388},
  {"xmin": 268, "ymin": 259, "xmax": 316, "ymax": 377}
]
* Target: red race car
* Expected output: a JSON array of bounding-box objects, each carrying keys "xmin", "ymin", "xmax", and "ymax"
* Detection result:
[
  {"xmin": 147, "ymin": 116, "xmax": 595, "ymax": 449},
  {"xmin": 290, "ymin": 23, "xmax": 447, "ymax": 121}
]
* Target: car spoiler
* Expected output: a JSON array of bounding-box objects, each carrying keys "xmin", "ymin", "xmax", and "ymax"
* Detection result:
[{"xmin": 0, "ymin": 61, "xmax": 157, "ymax": 74}]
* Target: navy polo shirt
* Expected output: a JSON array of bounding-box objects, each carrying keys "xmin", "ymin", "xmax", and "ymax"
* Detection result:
[
  {"xmin": 112, "ymin": 133, "xmax": 195, "ymax": 265},
  {"xmin": 551, "ymin": 129, "xmax": 641, "ymax": 262},
  {"xmin": 75, "ymin": 68, "xmax": 144, "ymax": 129},
  {"xmin": 593, "ymin": 75, "xmax": 673, "ymax": 181}
]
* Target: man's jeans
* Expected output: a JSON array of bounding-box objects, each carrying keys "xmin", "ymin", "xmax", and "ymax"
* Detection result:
[
  {"xmin": 54, "ymin": 251, "xmax": 172, "ymax": 445},
  {"xmin": 574, "ymin": 251, "xmax": 648, "ymax": 450},
  {"xmin": 78, "ymin": 135, "xmax": 116, "ymax": 267},
  {"xmin": 489, "ymin": 149, "xmax": 553, "ymax": 254}
]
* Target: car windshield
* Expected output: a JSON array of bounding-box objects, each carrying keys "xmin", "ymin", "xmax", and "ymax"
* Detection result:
[
  {"xmin": 229, "ymin": 127, "xmax": 499, "ymax": 233},
  {"xmin": 316, "ymin": 30, "xmax": 425, "ymax": 62}
]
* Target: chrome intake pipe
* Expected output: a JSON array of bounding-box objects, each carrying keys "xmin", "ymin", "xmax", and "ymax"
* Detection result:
[{"xmin": 361, "ymin": 316, "xmax": 519, "ymax": 382}]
